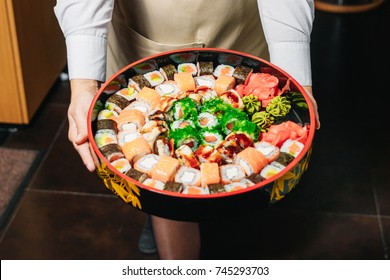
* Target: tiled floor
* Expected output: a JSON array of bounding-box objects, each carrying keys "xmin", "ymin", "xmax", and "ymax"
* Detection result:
[{"xmin": 0, "ymin": 3, "xmax": 389, "ymax": 260}]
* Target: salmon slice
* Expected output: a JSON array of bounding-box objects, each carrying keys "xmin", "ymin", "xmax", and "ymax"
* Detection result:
[
  {"xmin": 136, "ymin": 87, "xmax": 161, "ymax": 109},
  {"xmin": 235, "ymin": 147, "xmax": 268, "ymax": 175},
  {"xmin": 214, "ymin": 74, "xmax": 236, "ymax": 95},
  {"xmin": 121, "ymin": 137, "xmax": 151, "ymax": 163},
  {"xmin": 200, "ymin": 162, "xmax": 220, "ymax": 188},
  {"xmin": 174, "ymin": 72, "xmax": 196, "ymax": 92},
  {"xmin": 116, "ymin": 109, "xmax": 146, "ymax": 131},
  {"xmin": 151, "ymin": 156, "xmax": 180, "ymax": 182}
]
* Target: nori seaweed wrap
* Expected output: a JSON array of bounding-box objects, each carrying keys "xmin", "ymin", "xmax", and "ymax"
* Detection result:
[
  {"xmin": 274, "ymin": 152, "xmax": 295, "ymax": 166},
  {"xmin": 197, "ymin": 61, "xmax": 214, "ymax": 76},
  {"xmin": 160, "ymin": 64, "xmax": 177, "ymax": 80},
  {"xmin": 164, "ymin": 182, "xmax": 184, "ymax": 193},
  {"xmin": 97, "ymin": 119, "xmax": 118, "ymax": 133},
  {"xmin": 233, "ymin": 65, "xmax": 253, "ymax": 85},
  {"xmin": 129, "ymin": 74, "xmax": 151, "ymax": 90},
  {"xmin": 208, "ymin": 183, "xmax": 226, "ymax": 194}
]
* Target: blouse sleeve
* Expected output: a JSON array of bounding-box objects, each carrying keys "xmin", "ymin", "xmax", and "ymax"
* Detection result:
[
  {"xmin": 257, "ymin": 0, "xmax": 315, "ymax": 86},
  {"xmin": 54, "ymin": 0, "xmax": 114, "ymax": 81}
]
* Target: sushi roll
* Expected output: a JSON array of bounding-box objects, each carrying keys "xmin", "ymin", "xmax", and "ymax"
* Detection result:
[
  {"xmin": 117, "ymin": 131, "xmax": 142, "ymax": 146},
  {"xmin": 143, "ymin": 178, "xmax": 165, "ymax": 190},
  {"xmin": 280, "ymin": 139, "xmax": 305, "ymax": 158},
  {"xmin": 116, "ymin": 109, "xmax": 146, "ymax": 132},
  {"xmin": 254, "ymin": 141, "xmax": 280, "ymax": 163},
  {"xmin": 220, "ymin": 89, "xmax": 244, "ymax": 109},
  {"xmin": 170, "ymin": 119, "xmax": 196, "ymax": 131},
  {"xmin": 195, "ymin": 144, "xmax": 223, "ymax": 164},
  {"xmin": 150, "ymin": 156, "xmax": 180, "ymax": 183},
  {"xmin": 94, "ymin": 129, "xmax": 118, "ymax": 149},
  {"xmin": 182, "ymin": 185, "xmax": 210, "ymax": 195},
  {"xmin": 155, "ymin": 81, "xmax": 180, "ymax": 97},
  {"xmin": 170, "ymin": 52, "xmax": 197, "ymax": 63},
  {"xmin": 97, "ymin": 109, "xmax": 118, "ymax": 121},
  {"xmin": 194, "ymin": 75, "xmax": 215, "ymax": 89},
  {"xmin": 177, "ymin": 63, "xmax": 198, "ymax": 76},
  {"xmin": 217, "ymin": 53, "xmax": 243, "ymax": 66},
  {"xmin": 197, "ymin": 112, "xmax": 219, "ymax": 129},
  {"xmin": 175, "ymin": 145, "xmax": 200, "ymax": 169},
  {"xmin": 99, "ymin": 143, "xmax": 124, "ymax": 162},
  {"xmin": 170, "ymin": 97, "xmax": 198, "ymax": 121},
  {"xmin": 228, "ymin": 119, "xmax": 259, "ymax": 144},
  {"xmin": 174, "ymin": 72, "xmax": 196, "ymax": 92},
  {"xmin": 136, "ymin": 87, "xmax": 161, "ymax": 110},
  {"xmin": 220, "ymin": 108, "xmax": 248, "ymax": 135},
  {"xmin": 224, "ymin": 182, "xmax": 248, "ymax": 192},
  {"xmin": 274, "ymin": 152, "xmax": 295, "ymax": 166},
  {"xmin": 233, "ymin": 65, "xmax": 253, "ymax": 85},
  {"xmin": 143, "ymin": 126, "xmax": 167, "ymax": 150},
  {"xmin": 128, "ymin": 74, "xmax": 152, "ymax": 91},
  {"xmin": 164, "ymin": 181, "xmax": 184, "ymax": 193},
  {"xmin": 239, "ymin": 178, "xmax": 256, "ymax": 187},
  {"xmin": 102, "ymin": 80, "xmax": 121, "ymax": 94},
  {"xmin": 246, "ymin": 172, "xmax": 264, "ymax": 184},
  {"xmin": 174, "ymin": 166, "xmax": 201, "ymax": 187},
  {"xmin": 197, "ymin": 89, "xmax": 218, "ymax": 103},
  {"xmin": 219, "ymin": 164, "xmax": 246, "ymax": 184},
  {"xmin": 121, "ymin": 136, "xmax": 152, "ymax": 163},
  {"xmin": 260, "ymin": 162, "xmax": 286, "ymax": 180},
  {"xmin": 214, "ymin": 74, "xmax": 236, "ymax": 95},
  {"xmin": 200, "ymin": 162, "xmax": 220, "ymax": 188},
  {"xmin": 213, "ymin": 64, "xmax": 235, "ymax": 77},
  {"xmin": 200, "ymin": 128, "xmax": 223, "ymax": 147},
  {"xmin": 169, "ymin": 125, "xmax": 200, "ymax": 151},
  {"xmin": 201, "ymin": 98, "xmax": 230, "ymax": 118},
  {"xmin": 132, "ymin": 60, "xmax": 158, "ymax": 74},
  {"xmin": 208, "ymin": 183, "xmax": 226, "ymax": 194},
  {"xmin": 159, "ymin": 64, "xmax": 177, "ymax": 81},
  {"xmin": 125, "ymin": 168, "xmax": 148, "ymax": 183},
  {"xmin": 154, "ymin": 138, "xmax": 171, "ymax": 157},
  {"xmin": 115, "ymin": 87, "xmax": 138, "ymax": 102},
  {"xmin": 143, "ymin": 70, "xmax": 165, "ymax": 87},
  {"xmin": 105, "ymin": 93, "xmax": 131, "ymax": 113},
  {"xmin": 134, "ymin": 154, "xmax": 160, "ymax": 176},
  {"xmin": 234, "ymin": 147, "xmax": 268, "ymax": 176},
  {"xmin": 124, "ymin": 100, "xmax": 151, "ymax": 115},
  {"xmin": 97, "ymin": 119, "xmax": 118, "ymax": 133},
  {"xmin": 110, "ymin": 158, "xmax": 132, "ymax": 174},
  {"xmin": 197, "ymin": 61, "xmax": 214, "ymax": 76},
  {"xmin": 91, "ymin": 100, "xmax": 104, "ymax": 121}
]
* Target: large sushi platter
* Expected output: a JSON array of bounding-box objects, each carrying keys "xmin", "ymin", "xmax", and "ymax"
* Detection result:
[{"xmin": 88, "ymin": 48, "xmax": 315, "ymax": 221}]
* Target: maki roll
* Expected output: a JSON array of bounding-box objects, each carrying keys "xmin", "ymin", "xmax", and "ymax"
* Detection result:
[
  {"xmin": 121, "ymin": 136, "xmax": 152, "ymax": 163},
  {"xmin": 219, "ymin": 164, "xmax": 246, "ymax": 184},
  {"xmin": 136, "ymin": 87, "xmax": 161, "ymax": 110},
  {"xmin": 174, "ymin": 72, "xmax": 196, "ymax": 92},
  {"xmin": 197, "ymin": 112, "xmax": 219, "ymax": 129},
  {"xmin": 200, "ymin": 128, "xmax": 223, "ymax": 147},
  {"xmin": 201, "ymin": 98, "xmax": 230, "ymax": 118},
  {"xmin": 220, "ymin": 107, "xmax": 248, "ymax": 135},
  {"xmin": 111, "ymin": 158, "xmax": 132, "ymax": 174},
  {"xmin": 116, "ymin": 109, "xmax": 146, "ymax": 132},
  {"xmin": 170, "ymin": 97, "xmax": 198, "ymax": 121},
  {"xmin": 177, "ymin": 63, "xmax": 198, "ymax": 76},
  {"xmin": 143, "ymin": 178, "xmax": 165, "ymax": 190},
  {"xmin": 197, "ymin": 61, "xmax": 214, "ymax": 76},
  {"xmin": 194, "ymin": 75, "xmax": 215, "ymax": 89},
  {"xmin": 234, "ymin": 147, "xmax": 268, "ymax": 176},
  {"xmin": 228, "ymin": 119, "xmax": 259, "ymax": 144},
  {"xmin": 97, "ymin": 119, "xmax": 118, "ymax": 133},
  {"xmin": 168, "ymin": 125, "xmax": 200, "ymax": 150},
  {"xmin": 170, "ymin": 119, "xmax": 196, "ymax": 131},
  {"xmin": 99, "ymin": 143, "xmax": 124, "ymax": 162},
  {"xmin": 200, "ymin": 162, "xmax": 220, "ymax": 188},
  {"xmin": 164, "ymin": 181, "xmax": 184, "ymax": 193},
  {"xmin": 214, "ymin": 74, "xmax": 236, "ymax": 95},
  {"xmin": 174, "ymin": 166, "xmax": 201, "ymax": 187},
  {"xmin": 125, "ymin": 168, "xmax": 148, "ymax": 183},
  {"xmin": 150, "ymin": 156, "xmax": 180, "ymax": 183},
  {"xmin": 105, "ymin": 93, "xmax": 131, "ymax": 113},
  {"xmin": 224, "ymin": 182, "xmax": 248, "ymax": 192},
  {"xmin": 175, "ymin": 144, "xmax": 200, "ymax": 169},
  {"xmin": 182, "ymin": 185, "xmax": 210, "ymax": 195},
  {"xmin": 155, "ymin": 81, "xmax": 180, "ymax": 97},
  {"xmin": 274, "ymin": 152, "xmax": 295, "ymax": 166},
  {"xmin": 233, "ymin": 65, "xmax": 253, "ymax": 85},
  {"xmin": 143, "ymin": 70, "xmax": 165, "ymax": 87},
  {"xmin": 97, "ymin": 109, "xmax": 118, "ymax": 121},
  {"xmin": 134, "ymin": 154, "xmax": 160, "ymax": 176},
  {"xmin": 213, "ymin": 64, "xmax": 235, "ymax": 77},
  {"xmin": 254, "ymin": 141, "xmax": 280, "ymax": 163},
  {"xmin": 220, "ymin": 89, "xmax": 244, "ymax": 109},
  {"xmin": 280, "ymin": 139, "xmax": 305, "ymax": 158},
  {"xmin": 159, "ymin": 64, "xmax": 177, "ymax": 81},
  {"xmin": 94, "ymin": 129, "xmax": 118, "ymax": 149},
  {"xmin": 129, "ymin": 74, "xmax": 151, "ymax": 91},
  {"xmin": 260, "ymin": 162, "xmax": 285, "ymax": 179},
  {"xmin": 208, "ymin": 183, "xmax": 226, "ymax": 194}
]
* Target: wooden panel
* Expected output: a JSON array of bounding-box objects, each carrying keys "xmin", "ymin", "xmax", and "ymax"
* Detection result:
[
  {"xmin": 0, "ymin": 0, "xmax": 66, "ymax": 124},
  {"xmin": 0, "ymin": 0, "xmax": 27, "ymax": 123},
  {"xmin": 12, "ymin": 0, "xmax": 67, "ymax": 121}
]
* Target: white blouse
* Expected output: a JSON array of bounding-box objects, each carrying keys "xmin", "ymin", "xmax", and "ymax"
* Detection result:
[{"xmin": 54, "ymin": 0, "xmax": 314, "ymax": 86}]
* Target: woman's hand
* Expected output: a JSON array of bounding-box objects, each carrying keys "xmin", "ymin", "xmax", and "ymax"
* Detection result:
[
  {"xmin": 68, "ymin": 79, "xmax": 100, "ymax": 172},
  {"xmin": 302, "ymin": 85, "xmax": 320, "ymax": 129}
]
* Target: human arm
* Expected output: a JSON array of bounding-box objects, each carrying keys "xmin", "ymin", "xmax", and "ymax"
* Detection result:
[
  {"xmin": 257, "ymin": 0, "xmax": 320, "ymax": 128},
  {"xmin": 54, "ymin": 0, "xmax": 114, "ymax": 171}
]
